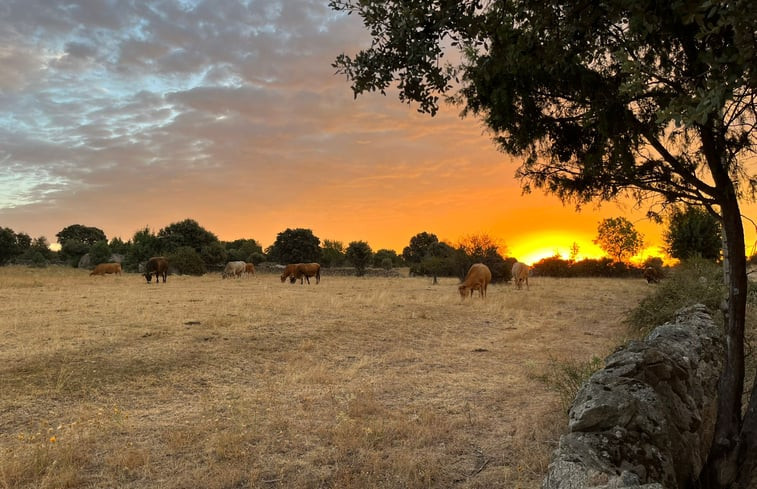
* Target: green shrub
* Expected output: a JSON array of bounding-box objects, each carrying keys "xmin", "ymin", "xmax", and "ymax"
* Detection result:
[
  {"xmin": 168, "ymin": 246, "xmax": 206, "ymax": 276},
  {"xmin": 534, "ymin": 355, "xmax": 603, "ymax": 411},
  {"xmin": 626, "ymin": 257, "xmax": 724, "ymax": 335}
]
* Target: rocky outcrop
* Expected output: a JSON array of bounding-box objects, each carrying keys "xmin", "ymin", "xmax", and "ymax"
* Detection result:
[{"xmin": 543, "ymin": 304, "xmax": 724, "ymax": 489}]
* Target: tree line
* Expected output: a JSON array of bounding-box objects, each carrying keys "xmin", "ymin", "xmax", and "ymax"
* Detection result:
[{"xmin": 1, "ymin": 206, "xmax": 724, "ymax": 279}]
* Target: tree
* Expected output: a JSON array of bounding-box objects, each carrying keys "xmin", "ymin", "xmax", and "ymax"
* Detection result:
[
  {"xmin": 345, "ymin": 241, "xmax": 373, "ymax": 276},
  {"xmin": 124, "ymin": 227, "xmax": 161, "ymax": 271},
  {"xmin": 402, "ymin": 232, "xmax": 439, "ymax": 265},
  {"xmin": 331, "ymin": 0, "xmax": 757, "ymax": 484},
  {"xmin": 456, "ymin": 233, "xmax": 510, "ymax": 282},
  {"xmin": 593, "ymin": 217, "xmax": 644, "ymax": 263},
  {"xmin": 224, "ymin": 239, "xmax": 263, "ymax": 262},
  {"xmin": 266, "ymin": 228, "xmax": 321, "ymax": 264},
  {"xmin": 88, "ymin": 241, "xmax": 112, "ymax": 266},
  {"xmin": 56, "ymin": 224, "xmax": 106, "ymax": 246},
  {"xmin": 0, "ymin": 227, "xmax": 27, "ymax": 265},
  {"xmin": 665, "ymin": 207, "xmax": 722, "ymax": 261},
  {"xmin": 168, "ymin": 246, "xmax": 206, "ymax": 275},
  {"xmin": 56, "ymin": 224, "xmax": 106, "ymax": 266},
  {"xmin": 321, "ymin": 239, "xmax": 346, "ymax": 267},
  {"xmin": 373, "ymin": 248, "xmax": 402, "ymax": 269},
  {"xmin": 157, "ymin": 219, "xmax": 218, "ymax": 254}
]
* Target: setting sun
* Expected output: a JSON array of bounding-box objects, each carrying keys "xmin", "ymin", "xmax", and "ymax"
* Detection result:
[{"xmin": 508, "ymin": 232, "xmax": 605, "ymax": 265}]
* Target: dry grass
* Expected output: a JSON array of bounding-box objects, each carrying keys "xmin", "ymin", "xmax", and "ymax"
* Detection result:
[{"xmin": 0, "ymin": 266, "xmax": 650, "ymax": 488}]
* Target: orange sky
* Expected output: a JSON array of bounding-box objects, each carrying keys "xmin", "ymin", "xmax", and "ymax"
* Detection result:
[{"xmin": 1, "ymin": 2, "xmax": 755, "ymax": 265}]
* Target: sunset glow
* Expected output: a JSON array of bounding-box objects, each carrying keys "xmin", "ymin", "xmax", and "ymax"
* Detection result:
[{"xmin": 1, "ymin": 3, "xmax": 756, "ymax": 261}]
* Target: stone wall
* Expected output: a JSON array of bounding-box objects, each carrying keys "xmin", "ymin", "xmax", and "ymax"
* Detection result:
[{"xmin": 543, "ymin": 304, "xmax": 724, "ymax": 489}]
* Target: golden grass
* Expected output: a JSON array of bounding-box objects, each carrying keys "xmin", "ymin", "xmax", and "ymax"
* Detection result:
[{"xmin": 0, "ymin": 266, "xmax": 650, "ymax": 488}]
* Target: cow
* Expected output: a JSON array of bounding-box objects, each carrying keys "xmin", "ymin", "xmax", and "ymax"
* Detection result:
[
  {"xmin": 222, "ymin": 261, "xmax": 246, "ymax": 279},
  {"xmin": 293, "ymin": 263, "xmax": 321, "ymax": 284},
  {"xmin": 280, "ymin": 264, "xmax": 298, "ymax": 283},
  {"xmin": 244, "ymin": 262, "xmax": 256, "ymax": 277},
  {"xmin": 458, "ymin": 263, "xmax": 492, "ymax": 299},
  {"xmin": 144, "ymin": 256, "xmax": 169, "ymax": 283},
  {"xmin": 90, "ymin": 262, "xmax": 122, "ymax": 276},
  {"xmin": 643, "ymin": 266, "xmax": 661, "ymax": 284},
  {"xmin": 511, "ymin": 262, "xmax": 530, "ymax": 289}
]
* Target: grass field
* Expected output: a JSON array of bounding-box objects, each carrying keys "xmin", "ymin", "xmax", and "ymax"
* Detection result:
[{"xmin": 0, "ymin": 266, "xmax": 651, "ymax": 488}]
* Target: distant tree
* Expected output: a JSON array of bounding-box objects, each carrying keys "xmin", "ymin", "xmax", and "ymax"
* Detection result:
[
  {"xmin": 267, "ymin": 228, "xmax": 321, "ymax": 264},
  {"xmin": 108, "ymin": 237, "xmax": 129, "ymax": 256},
  {"xmin": 59, "ymin": 239, "xmax": 90, "ymax": 267},
  {"xmin": 456, "ymin": 233, "xmax": 509, "ymax": 282},
  {"xmin": 321, "ymin": 239, "xmax": 346, "ymax": 268},
  {"xmin": 200, "ymin": 242, "xmax": 228, "ymax": 268},
  {"xmin": 569, "ymin": 242, "xmax": 580, "ymax": 262},
  {"xmin": 593, "ymin": 217, "xmax": 643, "ymax": 263},
  {"xmin": 532, "ymin": 255, "xmax": 572, "ymax": 278},
  {"xmin": 88, "ymin": 241, "xmax": 112, "ymax": 266},
  {"xmin": 664, "ymin": 207, "xmax": 722, "ymax": 261},
  {"xmin": 402, "ymin": 231, "xmax": 448, "ymax": 274},
  {"xmin": 418, "ymin": 241, "xmax": 457, "ymax": 282},
  {"xmin": 157, "ymin": 219, "xmax": 219, "ymax": 254},
  {"xmin": 0, "ymin": 227, "xmax": 25, "ymax": 265},
  {"xmin": 373, "ymin": 249, "xmax": 402, "ymax": 269},
  {"xmin": 123, "ymin": 227, "xmax": 161, "ymax": 272},
  {"xmin": 56, "ymin": 224, "xmax": 106, "ymax": 266},
  {"xmin": 20, "ymin": 236, "xmax": 54, "ymax": 267},
  {"xmin": 168, "ymin": 246, "xmax": 206, "ymax": 275},
  {"xmin": 56, "ymin": 224, "xmax": 106, "ymax": 247},
  {"xmin": 346, "ymin": 241, "xmax": 373, "ymax": 276},
  {"xmin": 224, "ymin": 239, "xmax": 263, "ymax": 262}
]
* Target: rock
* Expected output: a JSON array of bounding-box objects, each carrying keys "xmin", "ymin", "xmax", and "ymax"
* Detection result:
[{"xmin": 543, "ymin": 305, "xmax": 724, "ymax": 489}]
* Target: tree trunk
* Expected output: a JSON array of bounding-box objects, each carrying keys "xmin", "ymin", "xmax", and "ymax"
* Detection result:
[{"xmin": 702, "ymin": 191, "xmax": 747, "ymax": 487}]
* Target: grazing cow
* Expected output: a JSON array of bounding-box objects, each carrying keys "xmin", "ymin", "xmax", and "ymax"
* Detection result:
[
  {"xmin": 244, "ymin": 262, "xmax": 256, "ymax": 277},
  {"xmin": 643, "ymin": 267, "xmax": 661, "ymax": 284},
  {"xmin": 222, "ymin": 261, "xmax": 246, "ymax": 279},
  {"xmin": 280, "ymin": 264, "xmax": 299, "ymax": 283},
  {"xmin": 293, "ymin": 263, "xmax": 321, "ymax": 284},
  {"xmin": 144, "ymin": 256, "xmax": 169, "ymax": 283},
  {"xmin": 511, "ymin": 262, "xmax": 530, "ymax": 289},
  {"xmin": 458, "ymin": 263, "xmax": 492, "ymax": 299},
  {"xmin": 90, "ymin": 262, "xmax": 122, "ymax": 276}
]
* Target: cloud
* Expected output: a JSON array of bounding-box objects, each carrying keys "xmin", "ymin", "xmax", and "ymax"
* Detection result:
[{"xmin": 0, "ymin": 0, "xmax": 675, "ymax": 252}]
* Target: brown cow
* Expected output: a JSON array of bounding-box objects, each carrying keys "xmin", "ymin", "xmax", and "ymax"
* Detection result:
[
  {"xmin": 511, "ymin": 262, "xmax": 530, "ymax": 289},
  {"xmin": 293, "ymin": 263, "xmax": 321, "ymax": 284},
  {"xmin": 280, "ymin": 264, "xmax": 298, "ymax": 283},
  {"xmin": 458, "ymin": 263, "xmax": 492, "ymax": 299},
  {"xmin": 144, "ymin": 256, "xmax": 168, "ymax": 283},
  {"xmin": 90, "ymin": 262, "xmax": 122, "ymax": 276},
  {"xmin": 244, "ymin": 262, "xmax": 256, "ymax": 277},
  {"xmin": 643, "ymin": 266, "xmax": 661, "ymax": 284}
]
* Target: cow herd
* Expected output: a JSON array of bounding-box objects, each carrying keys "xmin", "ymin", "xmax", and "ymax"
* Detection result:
[{"xmin": 89, "ymin": 256, "xmax": 659, "ymax": 298}]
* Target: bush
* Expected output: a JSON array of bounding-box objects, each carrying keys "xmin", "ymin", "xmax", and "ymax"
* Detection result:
[
  {"xmin": 626, "ymin": 257, "xmax": 724, "ymax": 335},
  {"xmin": 534, "ymin": 355, "xmax": 603, "ymax": 411},
  {"xmin": 168, "ymin": 247, "xmax": 206, "ymax": 276}
]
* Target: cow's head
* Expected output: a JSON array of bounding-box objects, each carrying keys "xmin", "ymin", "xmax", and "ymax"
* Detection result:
[
  {"xmin": 144, "ymin": 272, "xmax": 153, "ymax": 283},
  {"xmin": 289, "ymin": 276, "xmax": 297, "ymax": 284},
  {"xmin": 280, "ymin": 273, "xmax": 287, "ymax": 282},
  {"xmin": 458, "ymin": 285, "xmax": 468, "ymax": 299}
]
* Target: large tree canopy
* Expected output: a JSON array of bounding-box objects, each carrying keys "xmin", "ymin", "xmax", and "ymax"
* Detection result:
[{"xmin": 331, "ymin": 0, "xmax": 757, "ymax": 486}]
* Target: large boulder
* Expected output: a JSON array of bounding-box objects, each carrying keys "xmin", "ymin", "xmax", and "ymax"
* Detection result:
[{"xmin": 543, "ymin": 304, "xmax": 724, "ymax": 489}]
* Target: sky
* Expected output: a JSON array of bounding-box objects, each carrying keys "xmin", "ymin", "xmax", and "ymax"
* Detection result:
[{"xmin": 1, "ymin": 0, "xmax": 756, "ymax": 265}]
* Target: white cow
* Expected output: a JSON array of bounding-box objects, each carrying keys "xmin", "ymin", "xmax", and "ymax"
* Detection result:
[
  {"xmin": 222, "ymin": 261, "xmax": 246, "ymax": 279},
  {"xmin": 511, "ymin": 262, "xmax": 530, "ymax": 289}
]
